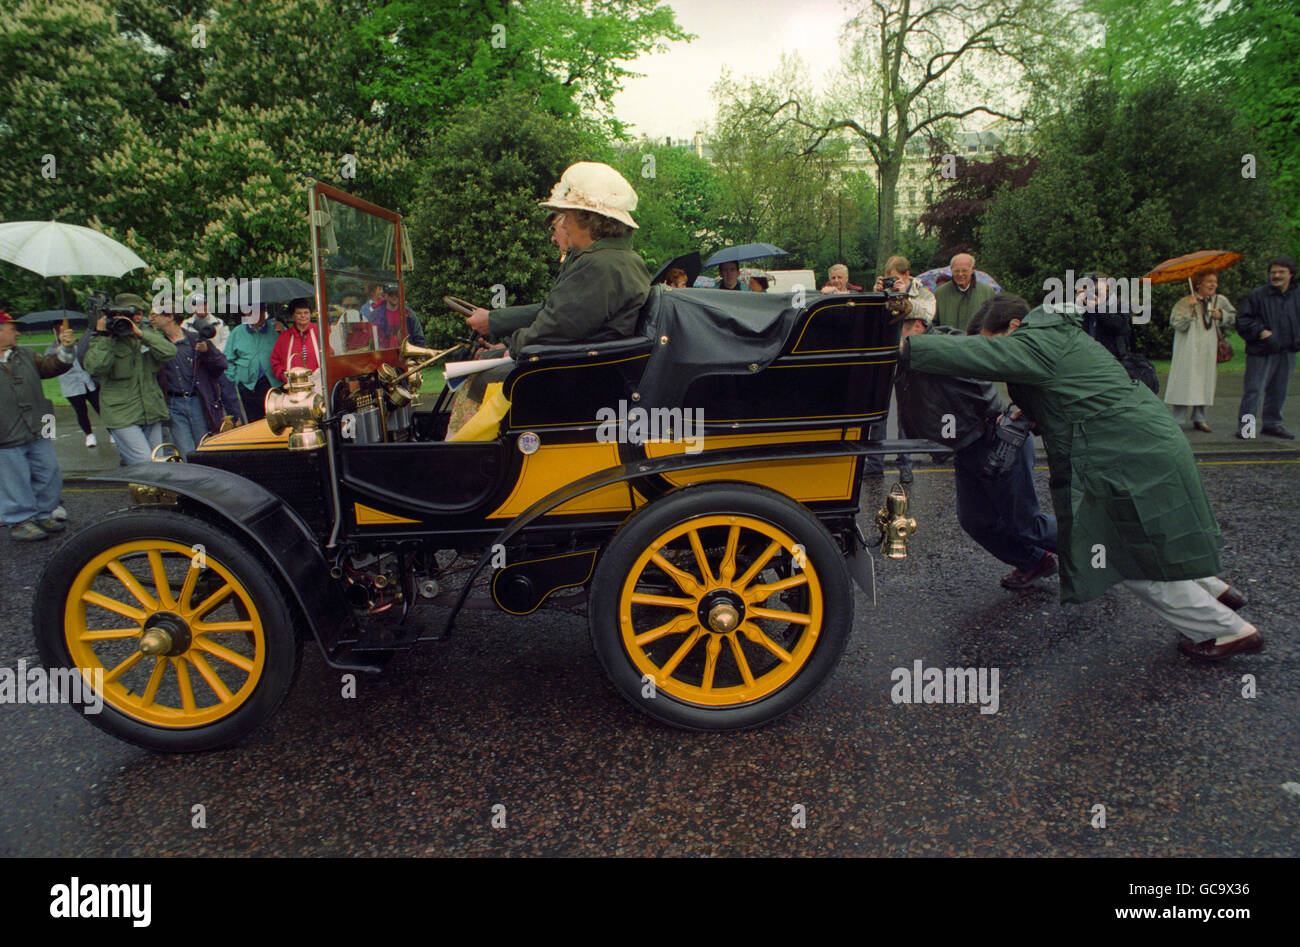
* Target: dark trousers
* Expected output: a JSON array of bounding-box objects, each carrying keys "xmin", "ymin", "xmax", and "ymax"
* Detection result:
[
  {"xmin": 67, "ymin": 389, "xmax": 101, "ymax": 436},
  {"xmin": 863, "ymin": 391, "xmax": 911, "ymax": 474},
  {"xmin": 238, "ymin": 375, "xmax": 272, "ymax": 422},
  {"xmin": 952, "ymin": 435, "xmax": 1057, "ymax": 572},
  {"xmin": 1237, "ymin": 350, "xmax": 1296, "ymax": 431}
]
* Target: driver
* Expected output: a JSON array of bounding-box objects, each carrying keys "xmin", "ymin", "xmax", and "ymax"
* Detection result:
[{"xmin": 451, "ymin": 161, "xmax": 651, "ymax": 439}]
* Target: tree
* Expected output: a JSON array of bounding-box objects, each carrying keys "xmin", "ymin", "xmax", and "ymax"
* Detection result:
[
  {"xmin": 709, "ymin": 60, "xmax": 853, "ymax": 272},
  {"xmin": 358, "ymin": 0, "xmax": 691, "ymax": 142},
  {"xmin": 739, "ymin": 0, "xmax": 1076, "ymax": 273},
  {"xmin": 610, "ymin": 143, "xmax": 722, "ymax": 271},
  {"xmin": 1083, "ymin": 0, "xmax": 1300, "ymax": 256},
  {"xmin": 918, "ymin": 151, "xmax": 1039, "ymax": 260},
  {"xmin": 978, "ymin": 77, "xmax": 1289, "ymax": 357},
  {"xmin": 406, "ymin": 93, "xmax": 594, "ymax": 344}
]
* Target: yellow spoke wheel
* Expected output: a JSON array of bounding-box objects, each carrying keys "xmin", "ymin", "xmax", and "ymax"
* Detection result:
[
  {"xmin": 618, "ymin": 515, "xmax": 823, "ymax": 706},
  {"xmin": 35, "ymin": 510, "xmax": 300, "ymax": 752},
  {"xmin": 64, "ymin": 540, "xmax": 266, "ymax": 728},
  {"xmin": 590, "ymin": 483, "xmax": 852, "ymax": 731}
]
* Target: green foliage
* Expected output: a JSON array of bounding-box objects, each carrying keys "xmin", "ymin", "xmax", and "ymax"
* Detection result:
[
  {"xmin": 359, "ymin": 0, "xmax": 690, "ymax": 142},
  {"xmin": 978, "ymin": 77, "xmax": 1289, "ymax": 358},
  {"xmin": 610, "ymin": 143, "xmax": 721, "ymax": 271},
  {"xmin": 1083, "ymin": 0, "xmax": 1300, "ymax": 257},
  {"xmin": 406, "ymin": 93, "xmax": 594, "ymax": 344}
]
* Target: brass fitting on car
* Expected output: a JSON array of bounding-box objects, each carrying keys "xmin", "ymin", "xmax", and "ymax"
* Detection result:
[
  {"xmin": 266, "ymin": 366, "xmax": 325, "ymax": 451},
  {"xmin": 875, "ymin": 484, "xmax": 917, "ymax": 559},
  {"xmin": 377, "ymin": 362, "xmax": 416, "ymax": 406}
]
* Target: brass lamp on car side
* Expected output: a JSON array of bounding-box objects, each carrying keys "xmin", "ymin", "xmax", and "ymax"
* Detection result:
[
  {"xmin": 266, "ymin": 366, "xmax": 326, "ymax": 451},
  {"xmin": 875, "ymin": 484, "xmax": 917, "ymax": 559}
]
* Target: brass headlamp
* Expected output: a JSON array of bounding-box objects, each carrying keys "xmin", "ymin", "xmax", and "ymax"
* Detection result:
[
  {"xmin": 874, "ymin": 484, "xmax": 918, "ymax": 559},
  {"xmin": 265, "ymin": 366, "xmax": 325, "ymax": 451}
]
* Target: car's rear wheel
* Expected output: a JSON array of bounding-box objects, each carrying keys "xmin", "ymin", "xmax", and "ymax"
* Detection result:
[
  {"xmin": 33, "ymin": 510, "xmax": 301, "ymax": 752},
  {"xmin": 588, "ymin": 483, "xmax": 852, "ymax": 731}
]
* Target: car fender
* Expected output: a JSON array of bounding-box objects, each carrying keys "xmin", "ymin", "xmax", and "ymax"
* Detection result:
[{"xmin": 92, "ymin": 463, "xmax": 368, "ymax": 670}]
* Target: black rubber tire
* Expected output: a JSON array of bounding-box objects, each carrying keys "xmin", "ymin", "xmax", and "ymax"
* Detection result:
[
  {"xmin": 588, "ymin": 482, "xmax": 852, "ymax": 731},
  {"xmin": 33, "ymin": 509, "xmax": 301, "ymax": 753}
]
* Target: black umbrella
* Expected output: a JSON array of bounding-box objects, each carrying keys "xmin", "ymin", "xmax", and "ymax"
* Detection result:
[
  {"xmin": 252, "ymin": 277, "xmax": 316, "ymax": 303},
  {"xmin": 703, "ymin": 243, "xmax": 787, "ymax": 267},
  {"xmin": 18, "ymin": 309, "xmax": 90, "ymax": 329},
  {"xmin": 650, "ymin": 251, "xmax": 702, "ymax": 286}
]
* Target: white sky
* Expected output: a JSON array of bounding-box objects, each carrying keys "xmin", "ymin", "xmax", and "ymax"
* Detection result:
[{"xmin": 612, "ymin": 0, "xmax": 855, "ymax": 141}]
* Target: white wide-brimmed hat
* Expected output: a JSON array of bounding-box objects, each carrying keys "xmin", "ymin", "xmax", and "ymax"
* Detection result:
[{"xmin": 539, "ymin": 162, "xmax": 639, "ymax": 229}]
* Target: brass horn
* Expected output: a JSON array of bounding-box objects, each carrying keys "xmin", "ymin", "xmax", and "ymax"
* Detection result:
[{"xmin": 390, "ymin": 338, "xmax": 460, "ymax": 387}]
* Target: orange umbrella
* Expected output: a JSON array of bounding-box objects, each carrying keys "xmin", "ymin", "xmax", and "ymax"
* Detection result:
[{"xmin": 1144, "ymin": 250, "xmax": 1243, "ymax": 285}]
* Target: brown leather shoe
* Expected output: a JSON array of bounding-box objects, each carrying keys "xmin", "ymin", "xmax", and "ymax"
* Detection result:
[
  {"xmin": 1216, "ymin": 586, "xmax": 1247, "ymax": 610},
  {"xmin": 1177, "ymin": 631, "xmax": 1263, "ymax": 661},
  {"xmin": 1001, "ymin": 552, "xmax": 1058, "ymax": 589},
  {"xmin": 1193, "ymin": 421, "xmax": 1212, "ymax": 433}
]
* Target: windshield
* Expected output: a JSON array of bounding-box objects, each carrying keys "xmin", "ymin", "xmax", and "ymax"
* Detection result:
[{"xmin": 309, "ymin": 182, "xmax": 411, "ymax": 397}]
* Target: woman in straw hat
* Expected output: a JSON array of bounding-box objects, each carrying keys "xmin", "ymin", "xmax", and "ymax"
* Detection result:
[{"xmin": 451, "ymin": 162, "xmax": 651, "ymax": 439}]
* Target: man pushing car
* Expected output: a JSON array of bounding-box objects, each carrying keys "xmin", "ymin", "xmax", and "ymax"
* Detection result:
[{"xmin": 899, "ymin": 293, "xmax": 1261, "ymax": 661}]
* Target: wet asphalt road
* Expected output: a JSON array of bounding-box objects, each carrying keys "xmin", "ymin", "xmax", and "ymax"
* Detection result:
[{"xmin": 1, "ymin": 461, "xmax": 1297, "ymax": 857}]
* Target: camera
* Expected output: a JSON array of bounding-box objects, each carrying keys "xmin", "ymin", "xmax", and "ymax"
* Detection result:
[
  {"xmin": 190, "ymin": 316, "xmax": 219, "ymax": 341},
  {"xmin": 880, "ymin": 276, "xmax": 898, "ymax": 290},
  {"xmin": 105, "ymin": 308, "xmax": 137, "ymax": 338}
]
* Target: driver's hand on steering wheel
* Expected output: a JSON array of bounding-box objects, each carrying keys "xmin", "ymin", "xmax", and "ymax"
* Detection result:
[{"xmin": 466, "ymin": 307, "xmax": 491, "ymax": 336}]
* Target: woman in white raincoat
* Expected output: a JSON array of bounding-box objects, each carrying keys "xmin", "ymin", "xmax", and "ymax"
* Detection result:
[{"xmin": 1164, "ymin": 269, "xmax": 1235, "ymax": 432}]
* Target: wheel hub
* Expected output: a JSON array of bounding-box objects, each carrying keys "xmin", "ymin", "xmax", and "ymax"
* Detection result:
[
  {"xmin": 140, "ymin": 612, "xmax": 192, "ymax": 657},
  {"xmin": 698, "ymin": 589, "xmax": 745, "ymax": 633}
]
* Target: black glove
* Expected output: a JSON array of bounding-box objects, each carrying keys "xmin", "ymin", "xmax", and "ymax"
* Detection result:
[{"xmin": 981, "ymin": 407, "xmax": 1033, "ymax": 479}]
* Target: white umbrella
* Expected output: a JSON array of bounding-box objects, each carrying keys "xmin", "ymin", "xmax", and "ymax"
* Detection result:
[{"xmin": 0, "ymin": 220, "xmax": 147, "ymax": 277}]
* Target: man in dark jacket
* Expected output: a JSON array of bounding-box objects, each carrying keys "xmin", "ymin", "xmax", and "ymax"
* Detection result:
[
  {"xmin": 0, "ymin": 313, "xmax": 77, "ymax": 541},
  {"xmin": 1235, "ymin": 255, "xmax": 1298, "ymax": 439},
  {"xmin": 895, "ymin": 313, "xmax": 1058, "ymax": 588},
  {"xmin": 148, "ymin": 305, "xmax": 235, "ymax": 456}
]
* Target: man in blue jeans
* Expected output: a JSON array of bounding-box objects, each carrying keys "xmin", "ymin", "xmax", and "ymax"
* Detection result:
[
  {"xmin": 1235, "ymin": 255, "xmax": 1299, "ymax": 439},
  {"xmin": 894, "ymin": 311, "xmax": 1058, "ymax": 589}
]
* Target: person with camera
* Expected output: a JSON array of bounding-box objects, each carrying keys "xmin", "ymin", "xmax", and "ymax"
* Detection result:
[
  {"xmin": 181, "ymin": 292, "xmax": 230, "ymax": 352},
  {"xmin": 0, "ymin": 312, "xmax": 79, "ymax": 541},
  {"xmin": 865, "ymin": 255, "xmax": 935, "ymax": 482},
  {"xmin": 44, "ymin": 327, "xmax": 101, "ymax": 448},
  {"xmin": 895, "ymin": 309, "xmax": 1058, "ymax": 588},
  {"xmin": 900, "ymin": 293, "xmax": 1261, "ymax": 662},
  {"xmin": 83, "ymin": 293, "xmax": 177, "ymax": 466},
  {"xmin": 148, "ymin": 303, "xmax": 232, "ymax": 456}
]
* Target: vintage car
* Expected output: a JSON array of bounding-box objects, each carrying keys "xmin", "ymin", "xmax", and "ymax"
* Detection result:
[{"xmin": 34, "ymin": 183, "xmax": 939, "ymax": 752}]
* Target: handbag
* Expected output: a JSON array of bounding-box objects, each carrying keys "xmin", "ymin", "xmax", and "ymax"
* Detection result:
[{"xmin": 1216, "ymin": 326, "xmax": 1233, "ymax": 363}]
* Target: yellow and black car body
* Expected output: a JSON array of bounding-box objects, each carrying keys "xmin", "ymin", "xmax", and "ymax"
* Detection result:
[{"xmin": 34, "ymin": 184, "xmax": 941, "ymax": 750}]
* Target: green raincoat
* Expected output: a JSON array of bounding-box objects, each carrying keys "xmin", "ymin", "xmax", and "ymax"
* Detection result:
[
  {"xmin": 83, "ymin": 326, "xmax": 177, "ymax": 429},
  {"xmin": 904, "ymin": 304, "xmax": 1222, "ymax": 603}
]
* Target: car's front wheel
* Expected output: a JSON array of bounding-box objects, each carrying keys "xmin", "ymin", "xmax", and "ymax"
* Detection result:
[{"xmin": 33, "ymin": 509, "xmax": 301, "ymax": 752}]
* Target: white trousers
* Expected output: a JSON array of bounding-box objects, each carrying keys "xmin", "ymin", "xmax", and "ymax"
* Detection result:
[{"xmin": 1122, "ymin": 576, "xmax": 1252, "ymax": 642}]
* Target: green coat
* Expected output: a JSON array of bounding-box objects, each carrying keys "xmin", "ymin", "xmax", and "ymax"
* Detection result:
[
  {"xmin": 0, "ymin": 346, "xmax": 71, "ymax": 448},
  {"xmin": 487, "ymin": 254, "xmax": 573, "ymax": 341},
  {"xmin": 905, "ymin": 305, "xmax": 1222, "ymax": 604},
  {"xmin": 933, "ymin": 279, "xmax": 996, "ymax": 331},
  {"xmin": 506, "ymin": 235, "xmax": 649, "ymax": 355},
  {"xmin": 83, "ymin": 326, "xmax": 177, "ymax": 429}
]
